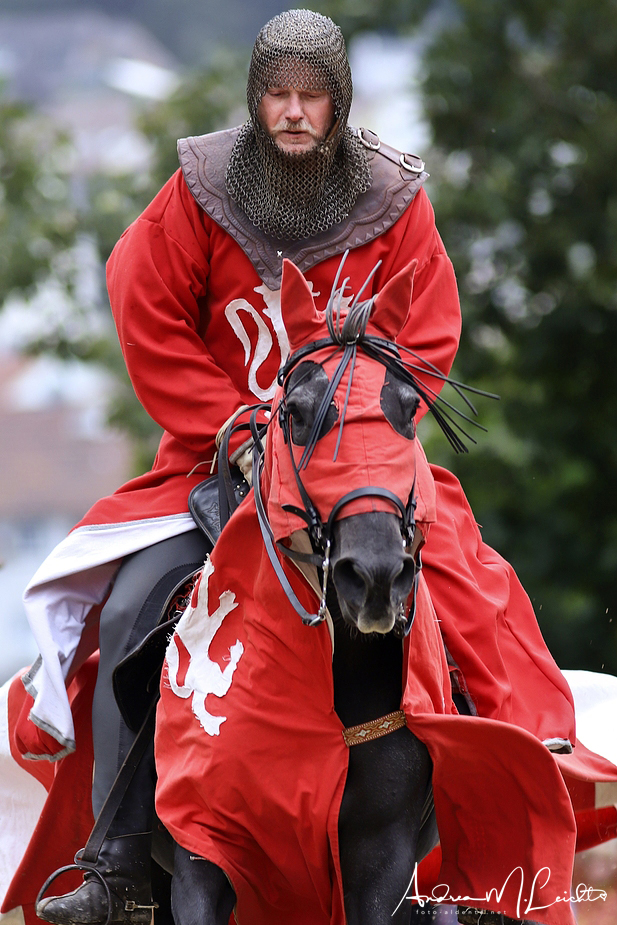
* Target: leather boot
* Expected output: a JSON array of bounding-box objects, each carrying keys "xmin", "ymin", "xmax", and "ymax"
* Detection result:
[{"xmin": 36, "ymin": 834, "xmax": 156, "ymax": 925}]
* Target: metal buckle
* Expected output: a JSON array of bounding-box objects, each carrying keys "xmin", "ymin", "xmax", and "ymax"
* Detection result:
[
  {"xmin": 399, "ymin": 152, "xmax": 425, "ymax": 174},
  {"xmin": 124, "ymin": 901, "xmax": 159, "ymax": 912},
  {"xmin": 317, "ymin": 537, "xmax": 331, "ymax": 622},
  {"xmin": 357, "ymin": 126, "xmax": 380, "ymax": 151}
]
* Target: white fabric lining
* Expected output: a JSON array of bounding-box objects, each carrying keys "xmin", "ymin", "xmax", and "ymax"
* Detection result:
[{"xmin": 22, "ymin": 514, "xmax": 197, "ymax": 748}]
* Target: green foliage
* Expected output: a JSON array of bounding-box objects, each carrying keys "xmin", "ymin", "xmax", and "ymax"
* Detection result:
[
  {"xmin": 138, "ymin": 51, "xmax": 248, "ymax": 190},
  {"xmin": 317, "ymin": 0, "xmax": 617, "ymax": 672},
  {"xmin": 416, "ymin": 0, "xmax": 617, "ymax": 671},
  {"xmin": 0, "ymin": 94, "xmax": 79, "ymax": 302},
  {"xmin": 315, "ymin": 0, "xmax": 430, "ymax": 38},
  {"xmin": 84, "ymin": 172, "xmax": 153, "ymax": 266},
  {"xmin": 81, "ymin": 54, "xmax": 247, "ymax": 266},
  {"xmin": 0, "ymin": 60, "xmax": 246, "ymax": 478}
]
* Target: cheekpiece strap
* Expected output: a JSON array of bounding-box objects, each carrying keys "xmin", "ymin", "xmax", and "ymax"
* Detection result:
[{"xmin": 252, "ymin": 449, "xmax": 324, "ymax": 626}]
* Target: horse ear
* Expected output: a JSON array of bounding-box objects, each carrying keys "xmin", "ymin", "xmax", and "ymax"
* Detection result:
[
  {"xmin": 280, "ymin": 259, "xmax": 324, "ymax": 351},
  {"xmin": 370, "ymin": 259, "xmax": 418, "ymax": 339}
]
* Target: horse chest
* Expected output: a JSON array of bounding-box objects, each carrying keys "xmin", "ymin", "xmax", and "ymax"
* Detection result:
[{"xmin": 330, "ymin": 594, "xmax": 405, "ymax": 730}]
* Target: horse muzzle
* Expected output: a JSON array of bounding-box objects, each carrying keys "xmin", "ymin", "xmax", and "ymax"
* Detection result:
[{"xmin": 331, "ymin": 512, "xmax": 418, "ymax": 634}]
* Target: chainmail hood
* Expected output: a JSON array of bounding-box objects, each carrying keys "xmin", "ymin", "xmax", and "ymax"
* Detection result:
[{"xmin": 225, "ymin": 9, "xmax": 372, "ymax": 240}]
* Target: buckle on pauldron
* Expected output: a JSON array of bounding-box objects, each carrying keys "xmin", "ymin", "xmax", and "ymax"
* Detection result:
[
  {"xmin": 357, "ymin": 126, "xmax": 380, "ymax": 150},
  {"xmin": 399, "ymin": 152, "xmax": 425, "ymax": 174}
]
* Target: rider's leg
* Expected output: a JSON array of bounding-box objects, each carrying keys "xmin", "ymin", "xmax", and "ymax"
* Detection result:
[{"xmin": 37, "ymin": 529, "xmax": 211, "ymax": 925}]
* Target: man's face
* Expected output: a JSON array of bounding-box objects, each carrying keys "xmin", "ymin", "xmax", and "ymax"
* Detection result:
[{"xmin": 258, "ymin": 86, "xmax": 335, "ymax": 154}]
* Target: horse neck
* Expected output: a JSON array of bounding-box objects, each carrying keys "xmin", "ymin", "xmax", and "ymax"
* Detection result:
[{"xmin": 328, "ymin": 586, "xmax": 404, "ymax": 729}]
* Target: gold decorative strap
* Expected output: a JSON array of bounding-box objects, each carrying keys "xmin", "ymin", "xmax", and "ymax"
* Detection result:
[{"xmin": 342, "ymin": 710, "xmax": 406, "ymax": 747}]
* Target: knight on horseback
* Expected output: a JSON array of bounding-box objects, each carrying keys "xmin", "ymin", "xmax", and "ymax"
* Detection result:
[{"xmin": 18, "ymin": 9, "xmax": 575, "ymax": 924}]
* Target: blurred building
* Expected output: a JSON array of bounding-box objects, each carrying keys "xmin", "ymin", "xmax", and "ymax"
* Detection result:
[
  {"xmin": 0, "ymin": 9, "xmax": 179, "ymax": 174},
  {"xmin": 0, "ymin": 353, "xmax": 132, "ymax": 524},
  {"xmin": 0, "ymin": 349, "xmax": 134, "ymax": 682}
]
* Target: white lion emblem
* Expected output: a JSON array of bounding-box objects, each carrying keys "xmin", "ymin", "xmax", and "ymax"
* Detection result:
[{"xmin": 165, "ymin": 559, "xmax": 244, "ymax": 735}]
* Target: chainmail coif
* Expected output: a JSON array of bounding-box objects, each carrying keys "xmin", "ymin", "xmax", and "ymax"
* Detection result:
[{"xmin": 226, "ymin": 9, "xmax": 372, "ymax": 241}]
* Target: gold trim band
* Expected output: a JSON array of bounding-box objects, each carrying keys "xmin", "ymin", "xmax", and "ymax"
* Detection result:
[{"xmin": 342, "ymin": 710, "xmax": 406, "ymax": 747}]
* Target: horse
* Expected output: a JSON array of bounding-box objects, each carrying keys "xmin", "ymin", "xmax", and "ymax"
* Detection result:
[
  {"xmin": 1, "ymin": 254, "xmax": 588, "ymax": 925},
  {"xmin": 153, "ymin": 256, "xmax": 578, "ymax": 925},
  {"xmin": 155, "ymin": 254, "xmax": 437, "ymax": 925}
]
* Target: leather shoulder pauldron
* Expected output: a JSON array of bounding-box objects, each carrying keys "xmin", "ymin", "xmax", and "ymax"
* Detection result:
[{"xmin": 177, "ymin": 126, "xmax": 428, "ymax": 290}]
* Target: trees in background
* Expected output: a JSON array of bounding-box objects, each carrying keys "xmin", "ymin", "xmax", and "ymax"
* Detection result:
[
  {"xmin": 0, "ymin": 100, "xmax": 79, "ymax": 301},
  {"xmin": 422, "ymin": 0, "xmax": 617, "ymax": 672},
  {"xmin": 79, "ymin": 55, "xmax": 247, "ymax": 472},
  {"xmin": 0, "ymin": 55, "xmax": 246, "ymax": 475}
]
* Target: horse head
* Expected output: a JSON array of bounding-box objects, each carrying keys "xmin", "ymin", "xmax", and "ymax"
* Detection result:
[{"xmin": 259, "ymin": 256, "xmax": 425, "ymax": 636}]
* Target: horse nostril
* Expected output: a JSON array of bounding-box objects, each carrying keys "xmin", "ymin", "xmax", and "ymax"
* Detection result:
[{"xmin": 333, "ymin": 558, "xmax": 369, "ymax": 611}]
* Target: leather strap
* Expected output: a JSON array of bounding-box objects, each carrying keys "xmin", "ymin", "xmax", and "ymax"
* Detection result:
[
  {"xmin": 177, "ymin": 127, "xmax": 428, "ymax": 290},
  {"xmin": 342, "ymin": 709, "xmax": 406, "ymax": 746},
  {"xmin": 252, "ymin": 450, "xmax": 322, "ymax": 627},
  {"xmin": 35, "ymin": 703, "xmax": 159, "ymax": 922},
  {"xmin": 79, "ymin": 704, "xmax": 157, "ymax": 866}
]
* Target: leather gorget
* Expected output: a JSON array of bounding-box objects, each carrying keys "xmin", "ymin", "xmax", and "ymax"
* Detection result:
[{"xmin": 177, "ymin": 126, "xmax": 429, "ymax": 291}]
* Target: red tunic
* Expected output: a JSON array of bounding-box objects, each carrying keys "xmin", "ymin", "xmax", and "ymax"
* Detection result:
[{"xmin": 82, "ymin": 170, "xmax": 458, "ymax": 526}]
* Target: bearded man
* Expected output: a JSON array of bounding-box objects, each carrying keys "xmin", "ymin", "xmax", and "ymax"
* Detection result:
[{"xmin": 20, "ymin": 9, "xmax": 575, "ymax": 924}]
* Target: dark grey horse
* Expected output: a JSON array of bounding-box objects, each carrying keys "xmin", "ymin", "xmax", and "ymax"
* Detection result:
[
  {"xmin": 170, "ymin": 357, "xmax": 437, "ymax": 925},
  {"xmin": 165, "ymin": 258, "xmax": 534, "ymax": 925}
]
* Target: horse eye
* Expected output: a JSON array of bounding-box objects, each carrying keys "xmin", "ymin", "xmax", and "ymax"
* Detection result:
[
  {"xmin": 287, "ymin": 402, "xmax": 305, "ymax": 426},
  {"xmin": 380, "ymin": 371, "xmax": 419, "ymax": 440},
  {"xmin": 285, "ymin": 360, "xmax": 339, "ymax": 446}
]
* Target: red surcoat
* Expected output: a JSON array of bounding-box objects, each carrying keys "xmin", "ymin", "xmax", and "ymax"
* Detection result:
[
  {"xmin": 84, "ymin": 164, "xmax": 573, "ymax": 744},
  {"xmin": 81, "ymin": 169, "xmax": 458, "ymax": 524}
]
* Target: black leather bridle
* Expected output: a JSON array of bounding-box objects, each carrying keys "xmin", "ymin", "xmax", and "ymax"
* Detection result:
[
  {"xmin": 232, "ymin": 253, "xmax": 494, "ymax": 637},
  {"xmin": 251, "ymin": 328, "xmax": 423, "ymax": 638}
]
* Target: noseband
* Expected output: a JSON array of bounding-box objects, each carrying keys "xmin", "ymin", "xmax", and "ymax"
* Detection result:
[{"xmin": 252, "ymin": 427, "xmax": 422, "ymax": 638}]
